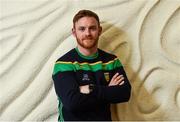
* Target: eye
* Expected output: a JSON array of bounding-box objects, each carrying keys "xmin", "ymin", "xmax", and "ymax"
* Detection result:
[
  {"xmin": 89, "ymin": 26, "xmax": 97, "ymax": 31},
  {"xmin": 78, "ymin": 27, "xmax": 85, "ymax": 31}
]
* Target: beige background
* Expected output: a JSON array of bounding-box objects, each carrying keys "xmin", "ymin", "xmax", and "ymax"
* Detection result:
[{"xmin": 0, "ymin": 0, "xmax": 180, "ymax": 121}]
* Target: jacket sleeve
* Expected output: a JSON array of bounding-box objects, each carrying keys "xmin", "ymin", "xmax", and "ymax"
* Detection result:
[
  {"xmin": 52, "ymin": 71, "xmax": 102, "ymax": 112},
  {"xmin": 93, "ymin": 65, "xmax": 131, "ymax": 103}
]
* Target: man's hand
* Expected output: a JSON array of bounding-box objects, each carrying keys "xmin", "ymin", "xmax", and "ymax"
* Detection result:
[
  {"xmin": 79, "ymin": 85, "xmax": 90, "ymax": 94},
  {"xmin": 108, "ymin": 73, "xmax": 124, "ymax": 86},
  {"xmin": 79, "ymin": 73, "xmax": 124, "ymax": 94}
]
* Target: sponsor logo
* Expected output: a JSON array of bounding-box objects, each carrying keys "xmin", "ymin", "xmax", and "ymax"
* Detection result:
[{"xmin": 82, "ymin": 74, "xmax": 90, "ymax": 81}]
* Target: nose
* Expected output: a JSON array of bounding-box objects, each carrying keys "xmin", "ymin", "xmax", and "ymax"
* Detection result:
[{"xmin": 85, "ymin": 28, "xmax": 90, "ymax": 36}]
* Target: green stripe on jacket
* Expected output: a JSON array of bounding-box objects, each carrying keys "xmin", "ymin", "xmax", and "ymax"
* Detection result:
[{"xmin": 53, "ymin": 58, "xmax": 122, "ymax": 75}]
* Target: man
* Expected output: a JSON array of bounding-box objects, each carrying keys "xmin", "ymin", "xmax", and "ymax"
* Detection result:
[{"xmin": 52, "ymin": 9, "xmax": 131, "ymax": 121}]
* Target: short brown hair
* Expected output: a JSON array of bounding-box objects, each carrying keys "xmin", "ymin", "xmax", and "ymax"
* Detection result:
[{"xmin": 73, "ymin": 9, "xmax": 100, "ymax": 27}]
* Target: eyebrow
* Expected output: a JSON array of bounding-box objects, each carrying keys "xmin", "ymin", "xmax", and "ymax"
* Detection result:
[{"xmin": 78, "ymin": 25, "xmax": 97, "ymax": 28}]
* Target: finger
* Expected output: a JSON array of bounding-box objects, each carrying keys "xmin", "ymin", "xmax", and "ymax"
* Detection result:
[
  {"xmin": 119, "ymin": 76, "xmax": 124, "ymax": 81},
  {"xmin": 115, "ymin": 76, "xmax": 124, "ymax": 84},
  {"xmin": 119, "ymin": 81, "xmax": 125, "ymax": 85},
  {"xmin": 114, "ymin": 74, "xmax": 123, "ymax": 81},
  {"xmin": 114, "ymin": 75, "xmax": 123, "ymax": 82},
  {"xmin": 111, "ymin": 73, "xmax": 119, "ymax": 81},
  {"xmin": 116, "ymin": 75, "xmax": 123, "ymax": 80}
]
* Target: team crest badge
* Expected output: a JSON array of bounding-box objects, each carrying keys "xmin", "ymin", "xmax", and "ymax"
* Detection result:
[{"xmin": 104, "ymin": 72, "xmax": 110, "ymax": 82}]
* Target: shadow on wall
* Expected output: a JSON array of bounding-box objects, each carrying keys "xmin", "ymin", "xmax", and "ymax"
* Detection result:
[{"xmin": 99, "ymin": 22, "xmax": 166, "ymax": 121}]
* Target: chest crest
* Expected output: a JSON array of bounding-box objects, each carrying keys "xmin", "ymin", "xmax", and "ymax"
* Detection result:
[{"xmin": 104, "ymin": 72, "xmax": 110, "ymax": 82}]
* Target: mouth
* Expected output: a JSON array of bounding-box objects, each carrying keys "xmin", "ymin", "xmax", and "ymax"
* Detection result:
[
  {"xmin": 83, "ymin": 38, "xmax": 93, "ymax": 41},
  {"xmin": 84, "ymin": 37, "xmax": 93, "ymax": 40}
]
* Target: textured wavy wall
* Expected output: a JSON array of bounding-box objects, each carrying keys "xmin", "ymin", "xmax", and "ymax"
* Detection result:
[{"xmin": 0, "ymin": 0, "xmax": 180, "ymax": 121}]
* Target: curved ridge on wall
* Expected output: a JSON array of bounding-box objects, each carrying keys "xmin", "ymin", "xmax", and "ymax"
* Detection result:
[{"xmin": 0, "ymin": 0, "xmax": 180, "ymax": 121}]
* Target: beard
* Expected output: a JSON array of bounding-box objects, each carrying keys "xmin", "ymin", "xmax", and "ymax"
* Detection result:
[{"xmin": 76, "ymin": 36, "xmax": 99, "ymax": 49}]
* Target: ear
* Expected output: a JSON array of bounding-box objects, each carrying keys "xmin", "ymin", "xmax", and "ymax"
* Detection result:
[
  {"xmin": 72, "ymin": 28, "xmax": 76, "ymax": 37},
  {"xmin": 98, "ymin": 26, "xmax": 102, "ymax": 36}
]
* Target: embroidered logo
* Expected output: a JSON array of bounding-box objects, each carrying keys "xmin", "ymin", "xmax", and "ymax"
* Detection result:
[
  {"xmin": 82, "ymin": 74, "xmax": 90, "ymax": 81},
  {"xmin": 104, "ymin": 72, "xmax": 110, "ymax": 82}
]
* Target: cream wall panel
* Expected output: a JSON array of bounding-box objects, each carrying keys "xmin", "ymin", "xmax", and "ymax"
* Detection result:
[{"xmin": 0, "ymin": 0, "xmax": 180, "ymax": 121}]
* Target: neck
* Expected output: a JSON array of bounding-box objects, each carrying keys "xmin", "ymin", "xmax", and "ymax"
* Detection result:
[{"xmin": 77, "ymin": 45, "xmax": 98, "ymax": 56}]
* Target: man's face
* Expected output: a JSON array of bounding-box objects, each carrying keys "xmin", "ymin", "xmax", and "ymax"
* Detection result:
[{"xmin": 72, "ymin": 17, "xmax": 102, "ymax": 49}]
